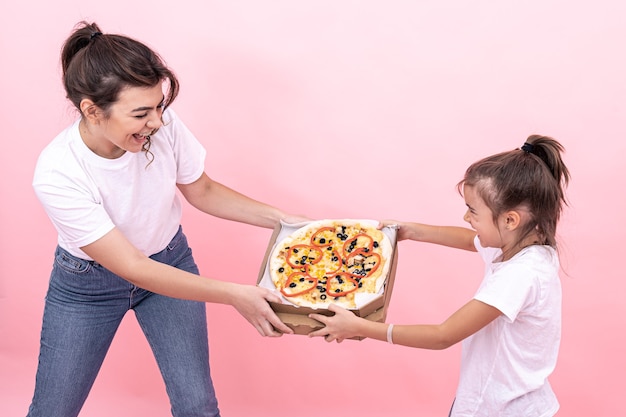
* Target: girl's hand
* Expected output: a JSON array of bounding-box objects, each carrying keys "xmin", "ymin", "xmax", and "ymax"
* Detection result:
[
  {"xmin": 308, "ymin": 303, "xmax": 362, "ymax": 343},
  {"xmin": 378, "ymin": 219, "xmax": 413, "ymax": 241},
  {"xmin": 230, "ymin": 284, "xmax": 294, "ymax": 337}
]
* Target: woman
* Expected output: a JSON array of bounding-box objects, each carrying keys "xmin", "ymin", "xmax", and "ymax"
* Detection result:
[{"xmin": 29, "ymin": 21, "xmax": 303, "ymax": 417}]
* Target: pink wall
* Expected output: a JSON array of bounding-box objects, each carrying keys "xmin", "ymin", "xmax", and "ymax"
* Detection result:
[{"xmin": 1, "ymin": 1, "xmax": 624, "ymax": 416}]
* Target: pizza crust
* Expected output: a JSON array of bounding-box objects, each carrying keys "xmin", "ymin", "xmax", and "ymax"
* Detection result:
[{"xmin": 267, "ymin": 219, "xmax": 393, "ymax": 309}]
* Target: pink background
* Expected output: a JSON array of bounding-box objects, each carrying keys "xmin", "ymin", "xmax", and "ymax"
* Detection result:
[{"xmin": 1, "ymin": 1, "xmax": 624, "ymax": 416}]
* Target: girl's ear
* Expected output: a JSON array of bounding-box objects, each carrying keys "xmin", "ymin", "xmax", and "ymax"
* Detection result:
[{"xmin": 504, "ymin": 210, "xmax": 522, "ymax": 231}]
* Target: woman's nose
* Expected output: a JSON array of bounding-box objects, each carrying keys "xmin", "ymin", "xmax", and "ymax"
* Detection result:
[{"xmin": 146, "ymin": 114, "xmax": 162, "ymax": 130}]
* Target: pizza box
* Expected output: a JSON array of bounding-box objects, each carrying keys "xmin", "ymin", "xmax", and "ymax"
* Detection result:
[{"xmin": 257, "ymin": 220, "xmax": 399, "ymax": 340}]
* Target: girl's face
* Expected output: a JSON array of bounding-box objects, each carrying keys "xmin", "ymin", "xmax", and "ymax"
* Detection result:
[
  {"xmin": 463, "ymin": 184, "xmax": 505, "ymax": 249},
  {"xmin": 81, "ymin": 84, "xmax": 165, "ymax": 159}
]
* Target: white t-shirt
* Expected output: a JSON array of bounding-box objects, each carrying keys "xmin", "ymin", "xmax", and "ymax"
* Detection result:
[
  {"xmin": 33, "ymin": 108, "xmax": 206, "ymax": 260},
  {"xmin": 451, "ymin": 237, "xmax": 561, "ymax": 417}
]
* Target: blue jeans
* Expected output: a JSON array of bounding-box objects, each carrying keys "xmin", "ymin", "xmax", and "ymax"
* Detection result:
[{"xmin": 26, "ymin": 227, "xmax": 220, "ymax": 417}]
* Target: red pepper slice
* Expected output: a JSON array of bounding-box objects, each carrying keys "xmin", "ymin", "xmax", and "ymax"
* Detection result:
[
  {"xmin": 345, "ymin": 252, "xmax": 381, "ymax": 277},
  {"xmin": 310, "ymin": 226, "xmax": 337, "ymax": 247},
  {"xmin": 325, "ymin": 272, "xmax": 359, "ymax": 297},
  {"xmin": 317, "ymin": 247, "xmax": 342, "ymax": 276},
  {"xmin": 286, "ymin": 245, "xmax": 323, "ymax": 268},
  {"xmin": 281, "ymin": 270, "xmax": 318, "ymax": 297},
  {"xmin": 342, "ymin": 233, "xmax": 374, "ymax": 257}
]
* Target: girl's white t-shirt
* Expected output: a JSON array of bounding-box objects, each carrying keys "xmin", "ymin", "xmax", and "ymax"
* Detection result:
[
  {"xmin": 33, "ymin": 108, "xmax": 206, "ymax": 260},
  {"xmin": 451, "ymin": 237, "xmax": 561, "ymax": 417}
]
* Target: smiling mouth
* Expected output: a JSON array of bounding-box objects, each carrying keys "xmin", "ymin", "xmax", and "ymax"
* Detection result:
[{"xmin": 133, "ymin": 133, "xmax": 151, "ymax": 141}]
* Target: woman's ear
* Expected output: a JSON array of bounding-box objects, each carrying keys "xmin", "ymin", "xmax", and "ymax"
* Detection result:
[{"xmin": 80, "ymin": 99, "xmax": 101, "ymax": 124}]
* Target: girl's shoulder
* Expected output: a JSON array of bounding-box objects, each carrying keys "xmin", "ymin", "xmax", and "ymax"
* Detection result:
[
  {"xmin": 484, "ymin": 245, "xmax": 559, "ymax": 286},
  {"xmin": 514, "ymin": 245, "xmax": 559, "ymax": 271}
]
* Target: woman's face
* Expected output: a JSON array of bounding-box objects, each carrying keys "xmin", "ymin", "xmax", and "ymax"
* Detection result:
[{"xmin": 81, "ymin": 84, "xmax": 164, "ymax": 159}]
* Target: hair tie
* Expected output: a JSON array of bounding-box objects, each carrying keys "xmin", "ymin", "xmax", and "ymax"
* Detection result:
[
  {"xmin": 90, "ymin": 31, "xmax": 103, "ymax": 40},
  {"xmin": 521, "ymin": 142, "xmax": 535, "ymax": 154}
]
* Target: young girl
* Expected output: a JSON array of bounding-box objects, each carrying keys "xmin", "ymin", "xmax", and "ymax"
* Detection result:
[
  {"xmin": 28, "ymin": 22, "xmax": 305, "ymax": 417},
  {"xmin": 309, "ymin": 135, "xmax": 570, "ymax": 416}
]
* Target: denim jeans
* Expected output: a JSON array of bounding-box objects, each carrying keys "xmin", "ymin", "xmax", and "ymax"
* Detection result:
[{"xmin": 26, "ymin": 226, "xmax": 220, "ymax": 417}]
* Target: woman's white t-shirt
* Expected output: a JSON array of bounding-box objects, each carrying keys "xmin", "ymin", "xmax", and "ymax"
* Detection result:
[
  {"xmin": 451, "ymin": 237, "xmax": 561, "ymax": 417},
  {"xmin": 33, "ymin": 108, "xmax": 206, "ymax": 260}
]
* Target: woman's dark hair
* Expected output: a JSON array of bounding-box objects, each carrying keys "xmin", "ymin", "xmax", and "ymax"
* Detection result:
[
  {"xmin": 61, "ymin": 21, "xmax": 179, "ymax": 116},
  {"xmin": 458, "ymin": 135, "xmax": 570, "ymax": 250}
]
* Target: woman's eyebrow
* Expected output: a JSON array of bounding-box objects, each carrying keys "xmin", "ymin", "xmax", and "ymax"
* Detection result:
[{"xmin": 131, "ymin": 96, "xmax": 165, "ymax": 112}]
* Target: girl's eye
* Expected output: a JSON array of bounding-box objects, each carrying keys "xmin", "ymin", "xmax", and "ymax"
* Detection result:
[{"xmin": 135, "ymin": 113, "xmax": 148, "ymax": 119}]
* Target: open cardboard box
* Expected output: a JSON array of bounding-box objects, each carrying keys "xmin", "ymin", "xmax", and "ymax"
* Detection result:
[{"xmin": 257, "ymin": 220, "xmax": 399, "ymax": 340}]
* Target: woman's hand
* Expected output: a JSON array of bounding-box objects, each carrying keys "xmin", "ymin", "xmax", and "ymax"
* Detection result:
[
  {"xmin": 280, "ymin": 214, "xmax": 312, "ymax": 225},
  {"xmin": 230, "ymin": 284, "xmax": 294, "ymax": 337},
  {"xmin": 307, "ymin": 303, "xmax": 363, "ymax": 343}
]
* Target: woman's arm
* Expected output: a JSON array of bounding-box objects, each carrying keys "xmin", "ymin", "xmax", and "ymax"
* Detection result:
[
  {"xmin": 177, "ymin": 172, "xmax": 307, "ymax": 228},
  {"xmin": 308, "ymin": 299, "xmax": 501, "ymax": 348},
  {"xmin": 81, "ymin": 228, "xmax": 293, "ymax": 336}
]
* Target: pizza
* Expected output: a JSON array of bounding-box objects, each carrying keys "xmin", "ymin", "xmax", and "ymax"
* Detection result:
[{"xmin": 268, "ymin": 219, "xmax": 393, "ymax": 309}]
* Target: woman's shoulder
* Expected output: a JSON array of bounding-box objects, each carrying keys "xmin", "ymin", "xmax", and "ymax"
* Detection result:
[
  {"xmin": 152, "ymin": 107, "xmax": 188, "ymax": 142},
  {"xmin": 160, "ymin": 107, "xmax": 183, "ymax": 131},
  {"xmin": 36, "ymin": 120, "xmax": 83, "ymax": 168},
  {"xmin": 153, "ymin": 107, "xmax": 203, "ymax": 152}
]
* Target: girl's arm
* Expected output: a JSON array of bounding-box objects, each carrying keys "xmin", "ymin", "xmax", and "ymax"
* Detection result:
[
  {"xmin": 81, "ymin": 228, "xmax": 293, "ymax": 337},
  {"xmin": 177, "ymin": 172, "xmax": 308, "ymax": 228},
  {"xmin": 308, "ymin": 300, "xmax": 501, "ymax": 348},
  {"xmin": 384, "ymin": 220, "xmax": 477, "ymax": 252}
]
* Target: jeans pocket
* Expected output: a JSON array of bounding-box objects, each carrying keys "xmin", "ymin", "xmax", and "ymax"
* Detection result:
[
  {"xmin": 166, "ymin": 226, "xmax": 185, "ymax": 251},
  {"xmin": 54, "ymin": 249, "xmax": 94, "ymax": 275}
]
